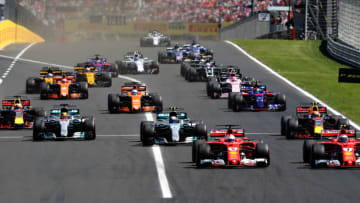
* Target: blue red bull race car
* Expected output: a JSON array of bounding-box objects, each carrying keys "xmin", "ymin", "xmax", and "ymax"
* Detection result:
[{"xmin": 76, "ymin": 55, "xmax": 118, "ymax": 77}]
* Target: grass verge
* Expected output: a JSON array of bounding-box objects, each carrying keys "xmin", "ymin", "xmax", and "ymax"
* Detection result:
[{"xmin": 231, "ymin": 39, "xmax": 359, "ymax": 124}]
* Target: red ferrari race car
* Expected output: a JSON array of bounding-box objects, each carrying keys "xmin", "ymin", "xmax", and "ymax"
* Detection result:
[
  {"xmin": 303, "ymin": 131, "xmax": 360, "ymax": 168},
  {"xmin": 108, "ymin": 82, "xmax": 162, "ymax": 113},
  {"xmin": 192, "ymin": 125, "xmax": 270, "ymax": 168},
  {"xmin": 281, "ymin": 102, "xmax": 355, "ymax": 139},
  {"xmin": 40, "ymin": 77, "xmax": 88, "ymax": 100},
  {"xmin": 0, "ymin": 96, "xmax": 45, "ymax": 129}
]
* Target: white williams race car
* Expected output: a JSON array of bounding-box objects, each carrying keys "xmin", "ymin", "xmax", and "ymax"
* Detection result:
[
  {"xmin": 140, "ymin": 30, "xmax": 171, "ymax": 47},
  {"xmin": 116, "ymin": 51, "xmax": 159, "ymax": 74}
]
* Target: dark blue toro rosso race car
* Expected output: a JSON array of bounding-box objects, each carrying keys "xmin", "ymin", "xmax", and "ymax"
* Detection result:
[
  {"xmin": 75, "ymin": 55, "xmax": 118, "ymax": 77},
  {"xmin": 228, "ymin": 85, "xmax": 286, "ymax": 112},
  {"xmin": 158, "ymin": 47, "xmax": 187, "ymax": 64}
]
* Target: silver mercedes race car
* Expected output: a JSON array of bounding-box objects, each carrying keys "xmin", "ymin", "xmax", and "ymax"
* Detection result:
[
  {"xmin": 140, "ymin": 107, "xmax": 207, "ymax": 146},
  {"xmin": 116, "ymin": 51, "xmax": 159, "ymax": 74},
  {"xmin": 33, "ymin": 104, "xmax": 96, "ymax": 141},
  {"xmin": 140, "ymin": 30, "xmax": 171, "ymax": 47}
]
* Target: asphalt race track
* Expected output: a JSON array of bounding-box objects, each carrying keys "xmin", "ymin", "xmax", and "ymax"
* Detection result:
[{"xmin": 0, "ymin": 41, "xmax": 359, "ymax": 203}]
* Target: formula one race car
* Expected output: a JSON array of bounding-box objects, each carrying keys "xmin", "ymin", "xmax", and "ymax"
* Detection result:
[
  {"xmin": 26, "ymin": 66, "xmax": 76, "ymax": 93},
  {"xmin": 228, "ymin": 86, "xmax": 286, "ymax": 112},
  {"xmin": 140, "ymin": 30, "xmax": 171, "ymax": 47},
  {"xmin": 181, "ymin": 59, "xmax": 220, "ymax": 82},
  {"xmin": 74, "ymin": 65, "xmax": 112, "ymax": 87},
  {"xmin": 33, "ymin": 104, "xmax": 96, "ymax": 140},
  {"xmin": 108, "ymin": 82, "xmax": 162, "ymax": 113},
  {"xmin": 158, "ymin": 45, "xmax": 188, "ymax": 64},
  {"xmin": 182, "ymin": 42, "xmax": 213, "ymax": 60},
  {"xmin": 40, "ymin": 77, "xmax": 88, "ymax": 100},
  {"xmin": 206, "ymin": 68, "xmax": 244, "ymax": 98},
  {"xmin": 192, "ymin": 125, "xmax": 270, "ymax": 167},
  {"xmin": 0, "ymin": 96, "xmax": 45, "ymax": 129},
  {"xmin": 115, "ymin": 51, "xmax": 159, "ymax": 74},
  {"xmin": 303, "ymin": 132, "xmax": 360, "ymax": 168},
  {"xmin": 76, "ymin": 54, "xmax": 118, "ymax": 77},
  {"xmin": 140, "ymin": 107, "xmax": 207, "ymax": 145},
  {"xmin": 281, "ymin": 102, "xmax": 355, "ymax": 139}
]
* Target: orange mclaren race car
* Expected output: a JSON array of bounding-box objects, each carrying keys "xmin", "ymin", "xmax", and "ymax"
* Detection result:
[
  {"xmin": 108, "ymin": 82, "xmax": 162, "ymax": 113},
  {"xmin": 0, "ymin": 96, "xmax": 45, "ymax": 129},
  {"xmin": 26, "ymin": 66, "xmax": 76, "ymax": 93},
  {"xmin": 40, "ymin": 77, "xmax": 88, "ymax": 100}
]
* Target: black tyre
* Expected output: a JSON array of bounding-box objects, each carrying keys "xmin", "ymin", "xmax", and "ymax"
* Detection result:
[
  {"xmin": 150, "ymin": 93, "xmax": 163, "ymax": 113},
  {"xmin": 303, "ymin": 140, "xmax": 316, "ymax": 163},
  {"xmin": 152, "ymin": 63, "xmax": 160, "ymax": 74},
  {"xmin": 275, "ymin": 94, "xmax": 286, "ymax": 111},
  {"xmin": 188, "ymin": 68, "xmax": 197, "ymax": 82},
  {"xmin": 192, "ymin": 139, "xmax": 205, "ymax": 163},
  {"xmin": 103, "ymin": 73, "xmax": 112, "ymax": 87},
  {"xmin": 256, "ymin": 143, "xmax": 270, "ymax": 167},
  {"xmin": 140, "ymin": 121, "xmax": 153, "ymax": 142},
  {"xmin": 228, "ymin": 92, "xmax": 236, "ymax": 109},
  {"xmin": 26, "ymin": 77, "xmax": 36, "ymax": 93},
  {"xmin": 194, "ymin": 123, "xmax": 207, "ymax": 140},
  {"xmin": 281, "ymin": 115, "xmax": 291, "ymax": 136},
  {"xmin": 311, "ymin": 144, "xmax": 325, "ymax": 168},
  {"xmin": 206, "ymin": 81, "xmax": 214, "ymax": 97},
  {"xmin": 33, "ymin": 107, "xmax": 46, "ymax": 118},
  {"xmin": 40, "ymin": 82, "xmax": 50, "ymax": 100},
  {"xmin": 79, "ymin": 82, "xmax": 88, "ymax": 99},
  {"xmin": 142, "ymin": 124, "xmax": 155, "ymax": 146},
  {"xmin": 84, "ymin": 116, "xmax": 96, "ymax": 140},
  {"xmin": 196, "ymin": 144, "xmax": 211, "ymax": 167},
  {"xmin": 286, "ymin": 118, "xmax": 298, "ymax": 139},
  {"xmin": 232, "ymin": 94, "xmax": 244, "ymax": 112},
  {"xmin": 110, "ymin": 64, "xmax": 118, "ymax": 78},
  {"xmin": 108, "ymin": 94, "xmax": 119, "ymax": 113},
  {"xmin": 33, "ymin": 118, "xmax": 44, "ymax": 141},
  {"xmin": 210, "ymin": 82, "xmax": 221, "ymax": 99}
]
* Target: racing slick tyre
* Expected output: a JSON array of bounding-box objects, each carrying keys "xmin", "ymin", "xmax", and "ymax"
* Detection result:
[
  {"xmin": 116, "ymin": 61, "xmax": 124, "ymax": 74},
  {"xmin": 192, "ymin": 139, "xmax": 205, "ymax": 162},
  {"xmin": 188, "ymin": 68, "xmax": 197, "ymax": 82},
  {"xmin": 228, "ymin": 92, "xmax": 237, "ymax": 109},
  {"xmin": 232, "ymin": 94, "xmax": 244, "ymax": 112},
  {"xmin": 194, "ymin": 123, "xmax": 207, "ymax": 140},
  {"xmin": 26, "ymin": 77, "xmax": 37, "ymax": 93},
  {"xmin": 197, "ymin": 144, "xmax": 211, "ymax": 167},
  {"xmin": 206, "ymin": 81, "xmax": 215, "ymax": 97},
  {"xmin": 303, "ymin": 140, "xmax": 317, "ymax": 163},
  {"xmin": 110, "ymin": 64, "xmax": 118, "ymax": 78},
  {"xmin": 40, "ymin": 82, "xmax": 50, "ymax": 100},
  {"xmin": 310, "ymin": 144, "xmax": 325, "ymax": 168},
  {"xmin": 275, "ymin": 94, "xmax": 286, "ymax": 111},
  {"xmin": 210, "ymin": 82, "xmax": 221, "ymax": 99},
  {"xmin": 108, "ymin": 94, "xmax": 120, "ymax": 113},
  {"xmin": 151, "ymin": 62, "xmax": 160, "ymax": 74},
  {"xmin": 140, "ymin": 121, "xmax": 153, "ymax": 142},
  {"xmin": 150, "ymin": 93, "xmax": 163, "ymax": 113},
  {"xmin": 286, "ymin": 118, "xmax": 298, "ymax": 139},
  {"xmin": 338, "ymin": 118, "xmax": 350, "ymax": 127},
  {"xmin": 281, "ymin": 116, "xmax": 292, "ymax": 136},
  {"xmin": 255, "ymin": 143, "xmax": 270, "ymax": 167},
  {"xmin": 33, "ymin": 118, "xmax": 45, "ymax": 141},
  {"xmin": 128, "ymin": 63, "xmax": 137, "ymax": 74},
  {"xmin": 84, "ymin": 116, "xmax": 96, "ymax": 140},
  {"xmin": 158, "ymin": 52, "xmax": 164, "ymax": 64},
  {"xmin": 79, "ymin": 82, "xmax": 88, "ymax": 99},
  {"xmin": 103, "ymin": 73, "xmax": 112, "ymax": 87},
  {"xmin": 142, "ymin": 124, "xmax": 155, "ymax": 146}
]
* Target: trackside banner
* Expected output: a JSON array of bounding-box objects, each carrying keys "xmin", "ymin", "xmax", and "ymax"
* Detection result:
[{"xmin": 338, "ymin": 68, "xmax": 360, "ymax": 83}]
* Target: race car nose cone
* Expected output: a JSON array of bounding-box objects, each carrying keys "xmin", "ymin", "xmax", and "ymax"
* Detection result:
[
  {"xmin": 348, "ymin": 161, "xmax": 353, "ymax": 165},
  {"xmin": 232, "ymin": 160, "xmax": 238, "ymax": 165}
]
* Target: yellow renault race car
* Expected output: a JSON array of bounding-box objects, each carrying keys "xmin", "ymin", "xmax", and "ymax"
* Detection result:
[{"xmin": 74, "ymin": 66, "xmax": 112, "ymax": 87}]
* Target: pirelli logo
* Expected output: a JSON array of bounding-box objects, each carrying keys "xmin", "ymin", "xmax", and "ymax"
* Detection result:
[{"xmin": 338, "ymin": 68, "xmax": 360, "ymax": 83}]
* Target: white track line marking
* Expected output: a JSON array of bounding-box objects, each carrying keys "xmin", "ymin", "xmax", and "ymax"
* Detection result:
[
  {"xmin": 0, "ymin": 43, "xmax": 36, "ymax": 85},
  {"xmin": 97, "ymin": 134, "xmax": 138, "ymax": 137},
  {"xmin": 225, "ymin": 40, "xmax": 360, "ymax": 131},
  {"xmin": 0, "ymin": 54, "xmax": 173, "ymax": 198},
  {"xmin": 146, "ymin": 112, "xmax": 173, "ymax": 198}
]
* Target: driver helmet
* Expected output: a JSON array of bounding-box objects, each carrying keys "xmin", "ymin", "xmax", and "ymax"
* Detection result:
[
  {"xmin": 61, "ymin": 79, "xmax": 67, "ymax": 83},
  {"xmin": 205, "ymin": 63, "xmax": 211, "ymax": 69},
  {"xmin": 169, "ymin": 115, "xmax": 178, "ymax": 123},
  {"xmin": 254, "ymin": 88, "xmax": 262, "ymax": 94},
  {"xmin": 338, "ymin": 135, "xmax": 348, "ymax": 143},
  {"xmin": 61, "ymin": 108, "xmax": 68, "ymax": 118},
  {"xmin": 85, "ymin": 67, "xmax": 91, "ymax": 72},
  {"xmin": 47, "ymin": 73, "xmax": 53, "ymax": 78},
  {"xmin": 131, "ymin": 89, "xmax": 138, "ymax": 95},
  {"xmin": 312, "ymin": 111, "xmax": 320, "ymax": 118},
  {"xmin": 226, "ymin": 129, "xmax": 235, "ymax": 142},
  {"xmin": 14, "ymin": 103, "xmax": 21, "ymax": 110},
  {"xmin": 96, "ymin": 59, "xmax": 101, "ymax": 64},
  {"xmin": 174, "ymin": 44, "xmax": 179, "ymax": 49}
]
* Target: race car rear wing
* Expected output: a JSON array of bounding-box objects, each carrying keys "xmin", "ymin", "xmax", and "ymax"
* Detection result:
[
  {"xmin": 74, "ymin": 66, "xmax": 95, "ymax": 72},
  {"xmin": 121, "ymin": 85, "xmax": 147, "ymax": 92},
  {"xmin": 40, "ymin": 68, "xmax": 62, "ymax": 76},
  {"xmin": 296, "ymin": 106, "xmax": 327, "ymax": 114},
  {"xmin": 210, "ymin": 129, "xmax": 245, "ymax": 137},
  {"xmin": 2, "ymin": 99, "xmax": 30, "ymax": 109}
]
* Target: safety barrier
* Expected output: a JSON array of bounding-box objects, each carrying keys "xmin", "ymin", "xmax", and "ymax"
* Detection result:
[
  {"xmin": 327, "ymin": 34, "xmax": 360, "ymax": 69},
  {"xmin": 0, "ymin": 20, "xmax": 45, "ymax": 49}
]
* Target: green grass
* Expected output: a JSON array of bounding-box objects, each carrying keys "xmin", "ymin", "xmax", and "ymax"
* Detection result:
[{"xmin": 231, "ymin": 39, "xmax": 359, "ymax": 124}]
